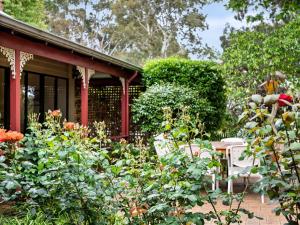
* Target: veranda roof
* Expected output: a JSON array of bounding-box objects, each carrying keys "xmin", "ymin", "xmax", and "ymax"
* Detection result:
[{"xmin": 0, "ymin": 11, "xmax": 141, "ymax": 73}]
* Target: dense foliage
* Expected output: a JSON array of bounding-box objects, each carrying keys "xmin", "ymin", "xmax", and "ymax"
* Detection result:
[
  {"xmin": 240, "ymin": 76, "xmax": 300, "ymax": 224},
  {"xmin": 222, "ymin": 0, "xmax": 300, "ymax": 23},
  {"xmin": 222, "ymin": 16, "xmax": 300, "ymax": 104},
  {"xmin": 141, "ymin": 58, "xmax": 226, "ymax": 133},
  {"xmin": 0, "ymin": 110, "xmax": 258, "ymax": 225},
  {"xmin": 132, "ymin": 84, "xmax": 212, "ymax": 135},
  {"xmin": 3, "ymin": 0, "xmax": 46, "ymax": 28}
]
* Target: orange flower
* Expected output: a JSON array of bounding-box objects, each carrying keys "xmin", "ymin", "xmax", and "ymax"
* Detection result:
[
  {"xmin": 50, "ymin": 109, "xmax": 61, "ymax": 117},
  {"xmin": 130, "ymin": 206, "xmax": 147, "ymax": 217},
  {"xmin": 0, "ymin": 131, "xmax": 24, "ymax": 143},
  {"xmin": 64, "ymin": 122, "xmax": 75, "ymax": 131},
  {"xmin": 0, "ymin": 129, "xmax": 6, "ymax": 142}
]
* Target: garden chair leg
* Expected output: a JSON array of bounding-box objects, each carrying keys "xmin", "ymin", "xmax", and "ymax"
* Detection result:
[
  {"xmin": 212, "ymin": 175, "xmax": 216, "ymax": 191},
  {"xmin": 261, "ymin": 194, "xmax": 264, "ymax": 204},
  {"xmin": 227, "ymin": 179, "xmax": 232, "ymax": 194}
]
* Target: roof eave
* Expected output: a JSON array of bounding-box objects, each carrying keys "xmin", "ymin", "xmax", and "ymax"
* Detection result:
[{"xmin": 0, "ymin": 13, "xmax": 142, "ymax": 72}]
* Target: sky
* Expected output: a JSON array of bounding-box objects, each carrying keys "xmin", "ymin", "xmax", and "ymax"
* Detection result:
[{"xmin": 200, "ymin": 2, "xmax": 246, "ymax": 52}]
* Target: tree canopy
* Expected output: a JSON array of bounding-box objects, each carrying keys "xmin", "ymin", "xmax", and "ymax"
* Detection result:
[
  {"xmin": 44, "ymin": 0, "xmax": 212, "ymax": 64},
  {"xmin": 222, "ymin": 16, "xmax": 300, "ymax": 103},
  {"xmin": 3, "ymin": 0, "xmax": 47, "ymax": 29},
  {"xmin": 222, "ymin": 0, "xmax": 300, "ymax": 23}
]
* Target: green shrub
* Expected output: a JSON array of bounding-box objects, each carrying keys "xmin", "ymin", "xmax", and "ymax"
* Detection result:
[
  {"xmin": 142, "ymin": 57, "xmax": 226, "ymax": 132},
  {"xmin": 0, "ymin": 110, "xmax": 258, "ymax": 225},
  {"xmin": 132, "ymin": 83, "xmax": 212, "ymax": 134}
]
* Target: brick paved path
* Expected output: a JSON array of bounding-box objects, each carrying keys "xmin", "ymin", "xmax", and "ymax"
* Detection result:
[{"xmin": 193, "ymin": 180, "xmax": 286, "ymax": 225}]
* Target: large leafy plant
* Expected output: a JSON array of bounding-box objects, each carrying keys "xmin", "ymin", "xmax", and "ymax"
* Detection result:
[{"xmin": 240, "ymin": 79, "xmax": 300, "ymax": 224}]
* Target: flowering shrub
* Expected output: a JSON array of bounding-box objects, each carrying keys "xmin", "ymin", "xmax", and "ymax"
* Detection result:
[
  {"xmin": 0, "ymin": 109, "xmax": 258, "ymax": 224},
  {"xmin": 240, "ymin": 78, "xmax": 300, "ymax": 223}
]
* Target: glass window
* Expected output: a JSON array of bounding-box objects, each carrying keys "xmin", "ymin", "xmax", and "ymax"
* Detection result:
[
  {"xmin": 0, "ymin": 68, "xmax": 5, "ymax": 127},
  {"xmin": 57, "ymin": 79, "xmax": 67, "ymax": 119},
  {"xmin": 21, "ymin": 72, "xmax": 68, "ymax": 131},
  {"xmin": 44, "ymin": 76, "xmax": 55, "ymax": 113},
  {"xmin": 0, "ymin": 67, "xmax": 9, "ymax": 129},
  {"xmin": 27, "ymin": 73, "xmax": 40, "ymax": 116}
]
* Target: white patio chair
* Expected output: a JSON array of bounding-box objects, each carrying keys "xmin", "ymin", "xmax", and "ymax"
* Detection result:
[
  {"xmin": 226, "ymin": 145, "xmax": 264, "ymax": 203},
  {"xmin": 221, "ymin": 137, "xmax": 246, "ymax": 145},
  {"xmin": 153, "ymin": 133, "xmax": 172, "ymax": 157},
  {"xmin": 180, "ymin": 144, "xmax": 219, "ymax": 191}
]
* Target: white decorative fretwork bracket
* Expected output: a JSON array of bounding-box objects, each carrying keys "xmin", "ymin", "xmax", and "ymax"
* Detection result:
[
  {"xmin": 76, "ymin": 66, "xmax": 95, "ymax": 89},
  {"xmin": 0, "ymin": 46, "xmax": 33, "ymax": 79},
  {"xmin": 0, "ymin": 46, "xmax": 15, "ymax": 77},
  {"xmin": 119, "ymin": 77, "xmax": 126, "ymax": 95},
  {"xmin": 20, "ymin": 51, "xmax": 33, "ymax": 78},
  {"xmin": 76, "ymin": 66, "xmax": 86, "ymax": 88},
  {"xmin": 87, "ymin": 69, "xmax": 95, "ymax": 84}
]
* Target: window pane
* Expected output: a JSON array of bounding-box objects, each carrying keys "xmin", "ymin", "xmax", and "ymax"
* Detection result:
[
  {"xmin": 57, "ymin": 79, "xmax": 67, "ymax": 119},
  {"xmin": 44, "ymin": 76, "xmax": 55, "ymax": 113},
  {"xmin": 27, "ymin": 73, "xmax": 40, "ymax": 116},
  {"xmin": 0, "ymin": 68, "xmax": 4, "ymax": 127},
  {"xmin": 21, "ymin": 73, "xmax": 25, "ymax": 131}
]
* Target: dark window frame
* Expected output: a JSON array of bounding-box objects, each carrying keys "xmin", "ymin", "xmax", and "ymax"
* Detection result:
[
  {"xmin": 0, "ymin": 66, "xmax": 10, "ymax": 129},
  {"xmin": 23, "ymin": 70, "xmax": 69, "ymax": 131}
]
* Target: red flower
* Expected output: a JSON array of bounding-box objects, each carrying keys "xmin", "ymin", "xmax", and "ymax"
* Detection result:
[{"xmin": 278, "ymin": 94, "xmax": 293, "ymax": 107}]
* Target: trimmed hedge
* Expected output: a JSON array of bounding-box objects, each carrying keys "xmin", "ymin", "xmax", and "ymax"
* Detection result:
[
  {"xmin": 132, "ymin": 84, "xmax": 212, "ymax": 134},
  {"xmin": 142, "ymin": 57, "xmax": 226, "ymax": 132}
]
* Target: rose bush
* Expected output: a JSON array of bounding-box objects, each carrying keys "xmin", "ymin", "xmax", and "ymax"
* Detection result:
[
  {"xmin": 0, "ymin": 109, "xmax": 258, "ymax": 224},
  {"xmin": 240, "ymin": 77, "xmax": 300, "ymax": 224}
]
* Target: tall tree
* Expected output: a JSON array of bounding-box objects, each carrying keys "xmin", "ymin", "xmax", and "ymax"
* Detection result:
[
  {"xmin": 221, "ymin": 0, "xmax": 300, "ymax": 23},
  {"xmin": 3, "ymin": 0, "xmax": 47, "ymax": 29},
  {"xmin": 106, "ymin": 0, "xmax": 210, "ymax": 62},
  {"xmin": 222, "ymin": 16, "xmax": 300, "ymax": 103},
  {"xmin": 218, "ymin": 0, "xmax": 300, "ymax": 110},
  {"xmin": 45, "ymin": 0, "xmax": 212, "ymax": 64}
]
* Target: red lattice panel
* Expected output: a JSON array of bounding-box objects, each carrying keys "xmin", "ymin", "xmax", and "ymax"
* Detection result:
[{"xmin": 88, "ymin": 85, "xmax": 122, "ymax": 137}]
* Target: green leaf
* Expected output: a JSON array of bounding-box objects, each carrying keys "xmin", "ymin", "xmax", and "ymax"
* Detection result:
[
  {"xmin": 5, "ymin": 181, "xmax": 16, "ymax": 190},
  {"xmin": 290, "ymin": 142, "xmax": 300, "ymax": 151}
]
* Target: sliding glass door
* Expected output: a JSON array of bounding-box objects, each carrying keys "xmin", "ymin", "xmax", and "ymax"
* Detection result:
[
  {"xmin": 21, "ymin": 72, "xmax": 68, "ymax": 132},
  {"xmin": 0, "ymin": 67, "xmax": 9, "ymax": 129}
]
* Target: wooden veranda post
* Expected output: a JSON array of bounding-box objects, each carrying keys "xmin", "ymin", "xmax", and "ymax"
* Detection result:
[
  {"xmin": 121, "ymin": 71, "xmax": 138, "ymax": 138},
  {"xmin": 10, "ymin": 49, "xmax": 21, "ymax": 131},
  {"xmin": 80, "ymin": 67, "xmax": 89, "ymax": 126},
  {"xmin": 121, "ymin": 78, "xmax": 129, "ymax": 137},
  {"xmin": 0, "ymin": 46, "xmax": 33, "ymax": 131}
]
